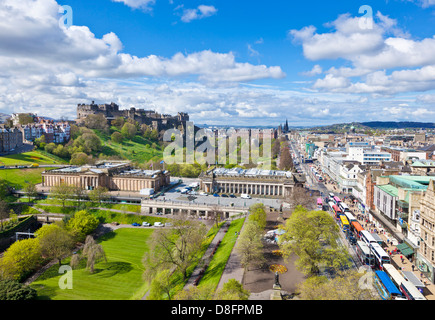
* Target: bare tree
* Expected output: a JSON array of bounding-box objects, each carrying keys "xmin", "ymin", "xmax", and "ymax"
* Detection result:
[
  {"xmin": 143, "ymin": 213, "xmax": 207, "ymax": 281},
  {"xmin": 82, "ymin": 235, "xmax": 106, "ymax": 273},
  {"xmin": 286, "ymin": 186, "xmax": 317, "ymax": 211},
  {"xmin": 209, "ymin": 206, "xmax": 224, "ymax": 228}
]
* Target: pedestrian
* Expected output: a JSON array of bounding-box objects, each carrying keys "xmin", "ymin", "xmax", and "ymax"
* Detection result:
[{"xmin": 412, "ymin": 264, "xmax": 415, "ymax": 271}]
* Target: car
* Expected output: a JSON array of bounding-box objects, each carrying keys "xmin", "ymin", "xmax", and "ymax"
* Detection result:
[
  {"xmin": 155, "ymin": 212, "xmax": 163, "ymax": 215},
  {"xmin": 229, "ymin": 194, "xmax": 236, "ymax": 198},
  {"xmin": 221, "ymin": 194, "xmax": 228, "ymax": 197},
  {"xmin": 165, "ymin": 223, "xmax": 173, "ymax": 227},
  {"xmin": 213, "ymin": 193, "xmax": 220, "ymax": 197},
  {"xmin": 154, "ymin": 222, "xmax": 164, "ymax": 227},
  {"xmin": 132, "ymin": 222, "xmax": 140, "ymax": 227},
  {"xmin": 199, "ymin": 192, "xmax": 208, "ymax": 196},
  {"xmin": 241, "ymin": 194, "xmax": 251, "ymax": 199},
  {"xmin": 142, "ymin": 222, "xmax": 151, "ymax": 227}
]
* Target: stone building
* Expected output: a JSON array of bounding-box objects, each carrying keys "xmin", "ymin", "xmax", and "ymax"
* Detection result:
[
  {"xmin": 417, "ymin": 179, "xmax": 435, "ymax": 284},
  {"xmin": 76, "ymin": 101, "xmax": 189, "ymax": 132},
  {"xmin": 0, "ymin": 127, "xmax": 24, "ymax": 154},
  {"xmin": 199, "ymin": 167, "xmax": 305, "ymax": 198},
  {"xmin": 42, "ymin": 161, "xmax": 170, "ymax": 192}
]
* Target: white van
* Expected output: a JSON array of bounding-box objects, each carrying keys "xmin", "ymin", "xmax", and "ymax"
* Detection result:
[
  {"xmin": 241, "ymin": 194, "xmax": 251, "ymax": 199},
  {"xmin": 154, "ymin": 222, "xmax": 164, "ymax": 227}
]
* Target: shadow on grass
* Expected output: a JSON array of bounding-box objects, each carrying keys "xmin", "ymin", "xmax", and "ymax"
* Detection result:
[{"xmin": 92, "ymin": 261, "xmax": 133, "ymax": 278}]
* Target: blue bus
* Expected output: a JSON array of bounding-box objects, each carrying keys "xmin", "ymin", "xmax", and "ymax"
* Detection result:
[{"xmin": 373, "ymin": 271, "xmax": 403, "ymax": 300}]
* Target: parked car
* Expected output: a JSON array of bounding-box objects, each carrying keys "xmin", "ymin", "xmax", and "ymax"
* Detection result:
[
  {"xmin": 142, "ymin": 222, "xmax": 151, "ymax": 227},
  {"xmin": 241, "ymin": 194, "xmax": 251, "ymax": 199},
  {"xmin": 165, "ymin": 223, "xmax": 173, "ymax": 227},
  {"xmin": 221, "ymin": 194, "xmax": 228, "ymax": 197},
  {"xmin": 213, "ymin": 193, "xmax": 220, "ymax": 197},
  {"xmin": 199, "ymin": 192, "xmax": 208, "ymax": 196},
  {"xmin": 155, "ymin": 212, "xmax": 163, "ymax": 215},
  {"xmin": 229, "ymin": 194, "xmax": 236, "ymax": 198},
  {"xmin": 132, "ymin": 222, "xmax": 140, "ymax": 227},
  {"xmin": 154, "ymin": 222, "xmax": 164, "ymax": 227}
]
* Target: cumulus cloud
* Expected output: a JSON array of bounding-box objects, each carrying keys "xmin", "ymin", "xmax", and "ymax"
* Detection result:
[
  {"xmin": 180, "ymin": 5, "xmax": 217, "ymax": 23},
  {"xmin": 111, "ymin": 0, "xmax": 156, "ymax": 11}
]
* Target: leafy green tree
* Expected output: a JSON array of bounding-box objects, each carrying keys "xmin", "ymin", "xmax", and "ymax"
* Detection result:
[
  {"xmin": 173, "ymin": 284, "xmax": 215, "ymax": 300},
  {"xmin": 111, "ymin": 131, "xmax": 123, "ymax": 144},
  {"xmin": 38, "ymin": 225, "xmax": 75, "ymax": 266},
  {"xmin": 279, "ymin": 206, "xmax": 351, "ymax": 275},
  {"xmin": 248, "ymin": 203, "xmax": 267, "ymax": 230},
  {"xmin": 67, "ymin": 210, "xmax": 99, "ymax": 242},
  {"xmin": 24, "ymin": 182, "xmax": 38, "ymax": 202},
  {"xmin": 88, "ymin": 186, "xmax": 109, "ymax": 205},
  {"xmin": 121, "ymin": 122, "xmax": 137, "ymax": 140},
  {"xmin": 0, "ymin": 280, "xmax": 37, "ymax": 300},
  {"xmin": 70, "ymin": 152, "xmax": 92, "ymax": 165},
  {"xmin": 147, "ymin": 269, "xmax": 176, "ymax": 300},
  {"xmin": 0, "ymin": 238, "xmax": 41, "ymax": 281},
  {"xmin": 214, "ymin": 279, "xmax": 250, "ymax": 300},
  {"xmin": 50, "ymin": 182, "xmax": 74, "ymax": 209}
]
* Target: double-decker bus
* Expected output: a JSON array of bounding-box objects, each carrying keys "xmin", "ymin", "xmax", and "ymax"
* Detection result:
[
  {"xmin": 343, "ymin": 211, "xmax": 356, "ymax": 223},
  {"xmin": 400, "ymin": 280, "xmax": 426, "ymax": 300},
  {"xmin": 339, "ymin": 202, "xmax": 350, "ymax": 213},
  {"xmin": 360, "ymin": 230, "xmax": 377, "ymax": 247},
  {"xmin": 331, "ymin": 204, "xmax": 342, "ymax": 220},
  {"xmin": 316, "ymin": 198, "xmax": 323, "ymax": 210},
  {"xmin": 333, "ymin": 196, "xmax": 341, "ymax": 204},
  {"xmin": 370, "ymin": 242, "xmax": 390, "ymax": 269},
  {"xmin": 355, "ymin": 240, "xmax": 374, "ymax": 267},
  {"xmin": 373, "ymin": 271, "xmax": 403, "ymax": 300}
]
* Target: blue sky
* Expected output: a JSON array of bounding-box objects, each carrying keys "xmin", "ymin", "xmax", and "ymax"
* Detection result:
[{"xmin": 1, "ymin": 0, "xmax": 435, "ymax": 126}]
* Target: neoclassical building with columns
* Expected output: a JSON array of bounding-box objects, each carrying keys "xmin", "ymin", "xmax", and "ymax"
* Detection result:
[
  {"xmin": 199, "ymin": 167, "xmax": 304, "ymax": 198},
  {"xmin": 41, "ymin": 161, "xmax": 170, "ymax": 192}
]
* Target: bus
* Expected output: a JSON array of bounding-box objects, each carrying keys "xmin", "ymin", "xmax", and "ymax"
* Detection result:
[
  {"xmin": 339, "ymin": 202, "xmax": 350, "ymax": 212},
  {"xmin": 339, "ymin": 215, "xmax": 350, "ymax": 232},
  {"xmin": 370, "ymin": 242, "xmax": 390, "ymax": 269},
  {"xmin": 343, "ymin": 211, "xmax": 357, "ymax": 223},
  {"xmin": 332, "ymin": 204, "xmax": 342, "ymax": 220},
  {"xmin": 355, "ymin": 241, "xmax": 375, "ymax": 267},
  {"xmin": 317, "ymin": 198, "xmax": 323, "ymax": 210},
  {"xmin": 373, "ymin": 271, "xmax": 403, "ymax": 300},
  {"xmin": 383, "ymin": 264, "xmax": 407, "ymax": 293},
  {"xmin": 400, "ymin": 280, "xmax": 426, "ymax": 300},
  {"xmin": 333, "ymin": 196, "xmax": 341, "ymax": 204},
  {"xmin": 360, "ymin": 230, "xmax": 377, "ymax": 247},
  {"xmin": 351, "ymin": 221, "xmax": 364, "ymax": 239}
]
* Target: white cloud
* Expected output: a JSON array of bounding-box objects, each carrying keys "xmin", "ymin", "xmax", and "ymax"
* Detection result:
[
  {"xmin": 180, "ymin": 5, "xmax": 217, "ymax": 23},
  {"xmin": 301, "ymin": 65, "xmax": 322, "ymax": 77},
  {"xmin": 111, "ymin": 0, "xmax": 156, "ymax": 10}
]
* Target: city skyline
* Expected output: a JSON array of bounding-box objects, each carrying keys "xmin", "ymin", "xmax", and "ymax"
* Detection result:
[{"xmin": 1, "ymin": 0, "xmax": 435, "ymax": 126}]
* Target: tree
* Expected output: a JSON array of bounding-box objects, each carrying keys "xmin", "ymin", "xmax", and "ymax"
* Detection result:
[
  {"xmin": 214, "ymin": 279, "xmax": 250, "ymax": 300},
  {"xmin": 143, "ymin": 214, "xmax": 207, "ymax": 281},
  {"xmin": 50, "ymin": 183, "xmax": 74, "ymax": 209},
  {"xmin": 279, "ymin": 206, "xmax": 351, "ymax": 276},
  {"xmin": 0, "ymin": 238, "xmax": 41, "ymax": 281},
  {"xmin": 70, "ymin": 152, "xmax": 92, "ymax": 165},
  {"xmin": 67, "ymin": 210, "xmax": 99, "ymax": 242},
  {"xmin": 248, "ymin": 203, "xmax": 267, "ymax": 230},
  {"xmin": 236, "ymin": 220, "xmax": 265, "ymax": 273},
  {"xmin": 121, "ymin": 122, "xmax": 137, "ymax": 140},
  {"xmin": 38, "ymin": 225, "xmax": 75, "ymax": 266},
  {"xmin": 279, "ymin": 143, "xmax": 293, "ymax": 171},
  {"xmin": 287, "ymin": 186, "xmax": 317, "ymax": 210},
  {"xmin": 84, "ymin": 113, "xmax": 108, "ymax": 130},
  {"xmin": 0, "ymin": 200, "xmax": 9, "ymax": 231},
  {"xmin": 24, "ymin": 183, "xmax": 37, "ymax": 202},
  {"xmin": 111, "ymin": 131, "xmax": 123, "ymax": 144},
  {"xmin": 147, "ymin": 269, "xmax": 176, "ymax": 300},
  {"xmin": 0, "ymin": 280, "xmax": 37, "ymax": 300},
  {"xmin": 88, "ymin": 186, "xmax": 109, "ymax": 205},
  {"xmin": 173, "ymin": 284, "xmax": 215, "ymax": 300},
  {"xmin": 209, "ymin": 206, "xmax": 224, "ymax": 228},
  {"xmin": 82, "ymin": 235, "xmax": 106, "ymax": 273},
  {"xmin": 296, "ymin": 270, "xmax": 379, "ymax": 300}
]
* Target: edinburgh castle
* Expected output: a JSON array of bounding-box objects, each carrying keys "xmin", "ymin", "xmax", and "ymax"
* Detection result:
[{"xmin": 76, "ymin": 101, "xmax": 189, "ymax": 132}]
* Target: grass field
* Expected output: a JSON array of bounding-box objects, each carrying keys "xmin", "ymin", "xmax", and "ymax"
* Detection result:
[
  {"xmin": 95, "ymin": 129, "xmax": 164, "ymax": 164},
  {"xmin": 198, "ymin": 218, "xmax": 245, "ymax": 290},
  {"xmin": 0, "ymin": 151, "xmax": 65, "ymax": 166},
  {"xmin": 0, "ymin": 167, "xmax": 56, "ymax": 189},
  {"xmin": 31, "ymin": 228, "xmax": 153, "ymax": 300}
]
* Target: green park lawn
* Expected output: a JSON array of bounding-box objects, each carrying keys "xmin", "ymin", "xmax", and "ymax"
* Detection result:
[
  {"xmin": 31, "ymin": 228, "xmax": 153, "ymax": 300},
  {"xmin": 198, "ymin": 218, "xmax": 245, "ymax": 290},
  {"xmin": 0, "ymin": 151, "xmax": 65, "ymax": 166},
  {"xmin": 0, "ymin": 167, "xmax": 56, "ymax": 189}
]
